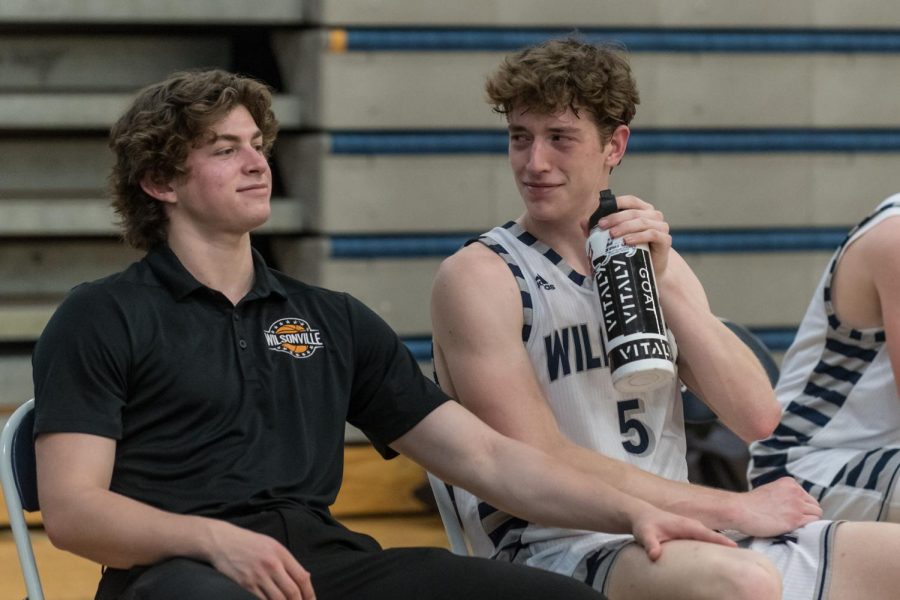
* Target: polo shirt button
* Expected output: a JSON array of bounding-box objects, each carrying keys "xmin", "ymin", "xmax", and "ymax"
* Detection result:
[
  {"xmin": 239, "ymin": 339, "xmax": 248, "ymax": 349},
  {"xmin": 233, "ymin": 313, "xmax": 240, "ymax": 321}
]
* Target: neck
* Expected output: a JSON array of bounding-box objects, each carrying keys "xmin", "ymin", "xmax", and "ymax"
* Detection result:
[
  {"xmin": 167, "ymin": 231, "xmax": 255, "ymax": 305},
  {"xmin": 519, "ymin": 209, "xmax": 595, "ymax": 276}
]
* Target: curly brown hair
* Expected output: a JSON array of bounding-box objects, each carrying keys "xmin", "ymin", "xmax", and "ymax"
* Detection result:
[
  {"xmin": 109, "ymin": 69, "xmax": 279, "ymax": 250},
  {"xmin": 485, "ymin": 37, "xmax": 639, "ymax": 143}
]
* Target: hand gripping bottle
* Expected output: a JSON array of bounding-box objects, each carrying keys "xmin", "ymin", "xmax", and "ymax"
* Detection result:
[{"xmin": 586, "ymin": 189, "xmax": 675, "ymax": 393}]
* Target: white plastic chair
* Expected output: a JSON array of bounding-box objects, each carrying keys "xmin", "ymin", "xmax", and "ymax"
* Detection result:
[
  {"xmin": 426, "ymin": 471, "xmax": 471, "ymax": 555},
  {"xmin": 1, "ymin": 398, "xmax": 45, "ymax": 600}
]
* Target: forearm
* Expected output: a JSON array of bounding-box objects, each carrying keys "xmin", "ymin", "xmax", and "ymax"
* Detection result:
[
  {"xmin": 398, "ymin": 405, "xmax": 646, "ymax": 534},
  {"xmin": 42, "ymin": 487, "xmax": 220, "ymax": 569},
  {"xmin": 472, "ymin": 433, "xmax": 654, "ymax": 534},
  {"xmin": 558, "ymin": 440, "xmax": 742, "ymax": 530},
  {"xmin": 659, "ymin": 255, "xmax": 779, "ymax": 441}
]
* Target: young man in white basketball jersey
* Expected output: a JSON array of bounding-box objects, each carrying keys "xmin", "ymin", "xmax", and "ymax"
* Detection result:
[
  {"xmin": 431, "ymin": 37, "xmax": 900, "ymax": 600},
  {"xmin": 750, "ymin": 194, "xmax": 900, "ymax": 523}
]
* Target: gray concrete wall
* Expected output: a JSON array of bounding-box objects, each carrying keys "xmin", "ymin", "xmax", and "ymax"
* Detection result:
[
  {"xmin": 307, "ymin": 0, "xmax": 900, "ymax": 27},
  {"xmin": 280, "ymin": 35, "xmax": 900, "ymax": 129},
  {"xmin": 2, "ymin": 5, "xmax": 898, "ymax": 408}
]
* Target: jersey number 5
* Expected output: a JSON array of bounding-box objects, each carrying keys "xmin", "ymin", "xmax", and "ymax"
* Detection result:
[{"xmin": 617, "ymin": 398, "xmax": 655, "ymax": 456}]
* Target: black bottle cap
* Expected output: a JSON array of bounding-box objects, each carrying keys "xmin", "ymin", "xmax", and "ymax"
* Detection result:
[{"xmin": 588, "ymin": 189, "xmax": 619, "ymax": 229}]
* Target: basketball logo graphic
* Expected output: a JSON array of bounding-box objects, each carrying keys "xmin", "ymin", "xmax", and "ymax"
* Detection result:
[{"xmin": 264, "ymin": 318, "xmax": 324, "ymax": 359}]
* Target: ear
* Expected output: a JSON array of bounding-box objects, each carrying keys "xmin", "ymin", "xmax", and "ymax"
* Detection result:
[
  {"xmin": 140, "ymin": 172, "xmax": 177, "ymax": 204},
  {"xmin": 604, "ymin": 124, "xmax": 630, "ymax": 168}
]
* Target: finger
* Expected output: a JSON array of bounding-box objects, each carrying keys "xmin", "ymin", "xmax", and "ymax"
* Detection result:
[
  {"xmin": 299, "ymin": 576, "xmax": 316, "ymax": 600},
  {"xmin": 798, "ymin": 514, "xmax": 821, "ymax": 528},
  {"xmin": 696, "ymin": 527, "xmax": 737, "ymax": 548},
  {"xmin": 248, "ymin": 587, "xmax": 266, "ymax": 600},
  {"xmin": 285, "ymin": 559, "xmax": 316, "ymax": 600},
  {"xmin": 622, "ymin": 228, "xmax": 671, "ymax": 246},
  {"xmin": 270, "ymin": 566, "xmax": 304, "ymax": 600},
  {"xmin": 645, "ymin": 539, "xmax": 662, "ymax": 562},
  {"xmin": 604, "ymin": 209, "xmax": 665, "ymax": 232},
  {"xmin": 615, "ymin": 194, "xmax": 654, "ymax": 211},
  {"xmin": 637, "ymin": 532, "xmax": 662, "ymax": 562},
  {"xmin": 258, "ymin": 577, "xmax": 287, "ymax": 600}
]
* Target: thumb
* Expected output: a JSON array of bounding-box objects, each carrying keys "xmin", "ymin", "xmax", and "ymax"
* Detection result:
[{"xmin": 643, "ymin": 535, "xmax": 662, "ymax": 562}]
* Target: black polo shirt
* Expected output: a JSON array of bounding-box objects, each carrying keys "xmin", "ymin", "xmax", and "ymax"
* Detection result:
[{"xmin": 33, "ymin": 244, "xmax": 449, "ymax": 519}]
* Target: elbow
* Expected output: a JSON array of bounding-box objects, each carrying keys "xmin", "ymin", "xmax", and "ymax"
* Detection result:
[
  {"xmin": 741, "ymin": 419, "xmax": 777, "ymax": 444},
  {"xmin": 41, "ymin": 505, "xmax": 91, "ymax": 559},
  {"xmin": 41, "ymin": 509, "xmax": 79, "ymax": 553},
  {"xmin": 740, "ymin": 403, "xmax": 781, "ymax": 443}
]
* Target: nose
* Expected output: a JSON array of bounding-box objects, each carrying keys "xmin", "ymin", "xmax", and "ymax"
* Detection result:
[
  {"xmin": 525, "ymin": 139, "xmax": 550, "ymax": 173},
  {"xmin": 243, "ymin": 145, "xmax": 269, "ymax": 174}
]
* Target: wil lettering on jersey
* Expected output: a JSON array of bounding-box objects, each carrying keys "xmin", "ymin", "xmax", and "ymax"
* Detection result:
[{"xmin": 544, "ymin": 323, "xmax": 607, "ymax": 381}]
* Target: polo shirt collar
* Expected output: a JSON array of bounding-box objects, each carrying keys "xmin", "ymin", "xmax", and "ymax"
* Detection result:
[{"xmin": 146, "ymin": 244, "xmax": 287, "ymax": 302}]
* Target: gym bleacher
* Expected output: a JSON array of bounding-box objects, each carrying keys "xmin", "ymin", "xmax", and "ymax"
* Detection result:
[{"xmin": 2, "ymin": 1, "xmax": 900, "ymax": 597}]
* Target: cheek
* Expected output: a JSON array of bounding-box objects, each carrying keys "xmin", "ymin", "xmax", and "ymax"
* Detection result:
[{"xmin": 195, "ymin": 166, "xmax": 231, "ymax": 191}]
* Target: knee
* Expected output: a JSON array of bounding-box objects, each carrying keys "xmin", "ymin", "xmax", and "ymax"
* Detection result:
[{"xmin": 712, "ymin": 553, "xmax": 781, "ymax": 600}]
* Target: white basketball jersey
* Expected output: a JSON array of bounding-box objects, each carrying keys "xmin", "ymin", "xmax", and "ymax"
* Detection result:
[
  {"xmin": 749, "ymin": 195, "xmax": 900, "ymax": 500},
  {"xmin": 453, "ymin": 222, "xmax": 687, "ymax": 557}
]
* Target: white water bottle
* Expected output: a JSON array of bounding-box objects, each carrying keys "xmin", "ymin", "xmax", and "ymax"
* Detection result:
[{"xmin": 586, "ymin": 189, "xmax": 675, "ymax": 393}]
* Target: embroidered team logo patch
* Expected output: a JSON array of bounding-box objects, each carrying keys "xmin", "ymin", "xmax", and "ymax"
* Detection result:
[{"xmin": 264, "ymin": 318, "xmax": 324, "ymax": 359}]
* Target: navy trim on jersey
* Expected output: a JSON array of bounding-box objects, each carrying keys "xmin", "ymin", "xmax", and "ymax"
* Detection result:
[
  {"xmin": 815, "ymin": 521, "xmax": 840, "ymax": 600},
  {"xmin": 501, "ymin": 222, "xmax": 591, "ymax": 289},
  {"xmin": 577, "ymin": 538, "xmax": 633, "ymax": 595},
  {"xmin": 476, "ymin": 499, "xmax": 530, "ymax": 553},
  {"xmin": 475, "ymin": 233, "xmax": 534, "ymax": 343}
]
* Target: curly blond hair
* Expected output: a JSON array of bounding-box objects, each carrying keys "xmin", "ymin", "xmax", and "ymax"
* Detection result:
[{"xmin": 486, "ymin": 37, "xmax": 639, "ymax": 142}]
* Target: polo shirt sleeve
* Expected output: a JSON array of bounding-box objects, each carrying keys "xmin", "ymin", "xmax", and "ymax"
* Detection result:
[
  {"xmin": 32, "ymin": 283, "xmax": 130, "ymax": 440},
  {"xmin": 343, "ymin": 294, "xmax": 450, "ymax": 458}
]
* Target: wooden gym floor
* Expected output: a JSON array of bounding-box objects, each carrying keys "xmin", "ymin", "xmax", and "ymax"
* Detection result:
[{"xmin": 0, "ymin": 444, "xmax": 450, "ymax": 599}]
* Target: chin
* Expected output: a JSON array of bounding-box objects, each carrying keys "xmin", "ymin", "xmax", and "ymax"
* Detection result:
[
  {"xmin": 523, "ymin": 200, "xmax": 563, "ymax": 221},
  {"xmin": 245, "ymin": 207, "xmax": 272, "ymax": 231}
]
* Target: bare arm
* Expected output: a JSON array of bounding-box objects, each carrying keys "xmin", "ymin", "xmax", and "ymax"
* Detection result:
[
  {"xmin": 36, "ymin": 432, "xmax": 315, "ymax": 599},
  {"xmin": 833, "ymin": 215, "xmax": 900, "ymax": 399},
  {"xmin": 431, "ymin": 235, "xmax": 819, "ymax": 536},
  {"xmin": 392, "ymin": 401, "xmax": 735, "ymax": 560},
  {"xmin": 602, "ymin": 195, "xmax": 781, "ymax": 443},
  {"xmin": 658, "ymin": 252, "xmax": 780, "ymax": 442}
]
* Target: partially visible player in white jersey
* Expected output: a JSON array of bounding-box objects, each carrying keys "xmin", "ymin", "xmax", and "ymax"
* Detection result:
[
  {"xmin": 430, "ymin": 37, "xmax": 900, "ymax": 600},
  {"xmin": 750, "ymin": 194, "xmax": 900, "ymax": 522}
]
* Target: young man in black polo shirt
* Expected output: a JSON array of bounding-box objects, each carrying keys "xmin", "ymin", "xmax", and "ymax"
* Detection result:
[{"xmin": 32, "ymin": 70, "xmax": 732, "ymax": 600}]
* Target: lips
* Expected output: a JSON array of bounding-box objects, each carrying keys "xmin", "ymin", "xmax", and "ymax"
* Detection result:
[
  {"xmin": 237, "ymin": 183, "xmax": 270, "ymax": 193},
  {"xmin": 522, "ymin": 182, "xmax": 562, "ymax": 194}
]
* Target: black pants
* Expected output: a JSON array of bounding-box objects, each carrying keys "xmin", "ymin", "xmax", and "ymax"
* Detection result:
[{"xmin": 96, "ymin": 508, "xmax": 604, "ymax": 600}]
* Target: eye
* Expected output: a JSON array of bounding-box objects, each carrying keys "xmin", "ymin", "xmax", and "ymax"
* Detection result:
[{"xmin": 214, "ymin": 146, "xmax": 235, "ymax": 156}]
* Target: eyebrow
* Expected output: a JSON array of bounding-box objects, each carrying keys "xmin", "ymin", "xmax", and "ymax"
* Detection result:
[
  {"xmin": 209, "ymin": 130, "xmax": 264, "ymax": 144},
  {"xmin": 507, "ymin": 125, "xmax": 581, "ymax": 135}
]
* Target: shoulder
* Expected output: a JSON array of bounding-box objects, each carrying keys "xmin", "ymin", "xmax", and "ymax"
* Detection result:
[
  {"xmin": 851, "ymin": 196, "xmax": 900, "ymax": 248},
  {"xmin": 271, "ymin": 270, "xmax": 389, "ymax": 336},
  {"xmin": 57, "ymin": 255, "xmax": 164, "ymax": 308},
  {"xmin": 432, "ymin": 240, "xmax": 527, "ymax": 339},
  {"xmin": 852, "ymin": 212, "xmax": 900, "ymax": 260},
  {"xmin": 434, "ymin": 240, "xmax": 512, "ymax": 289},
  {"xmin": 50, "ymin": 267, "xmax": 146, "ymax": 322},
  {"xmin": 270, "ymin": 269, "xmax": 352, "ymax": 307}
]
